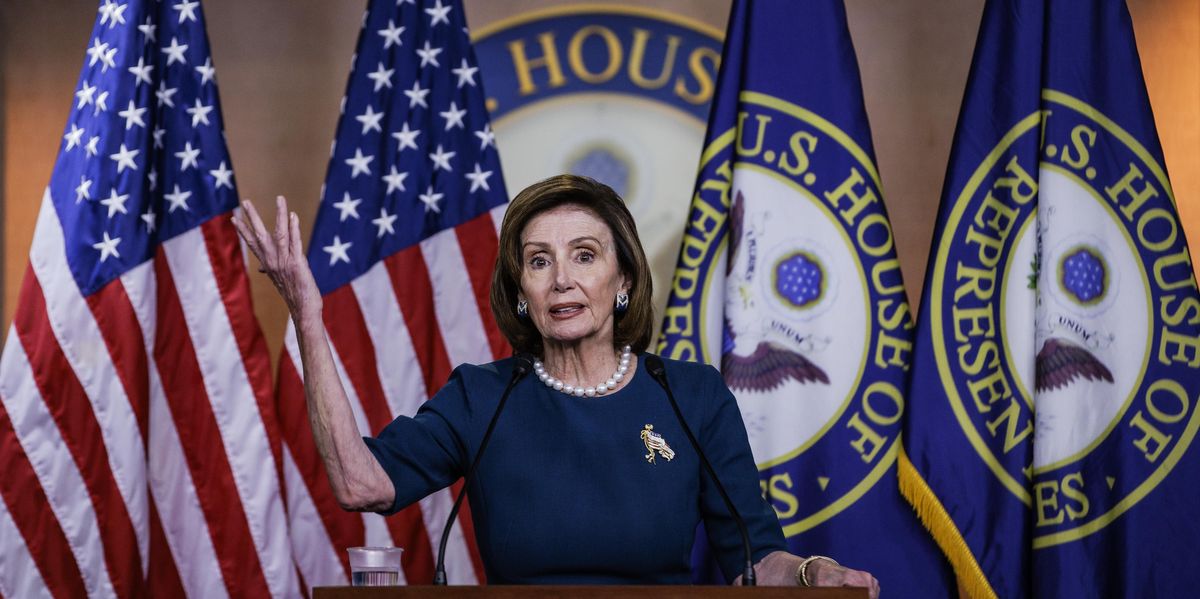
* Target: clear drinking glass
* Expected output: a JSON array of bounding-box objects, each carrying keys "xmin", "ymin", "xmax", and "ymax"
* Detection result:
[{"xmin": 347, "ymin": 546, "xmax": 403, "ymax": 586}]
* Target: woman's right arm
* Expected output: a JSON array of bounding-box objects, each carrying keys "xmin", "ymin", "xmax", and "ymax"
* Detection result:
[{"xmin": 232, "ymin": 196, "xmax": 394, "ymax": 512}]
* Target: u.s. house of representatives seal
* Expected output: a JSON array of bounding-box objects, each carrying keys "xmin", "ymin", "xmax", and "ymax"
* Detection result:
[
  {"xmin": 473, "ymin": 6, "xmax": 724, "ymax": 319},
  {"xmin": 928, "ymin": 89, "xmax": 1200, "ymax": 548},
  {"xmin": 660, "ymin": 91, "xmax": 913, "ymax": 536}
]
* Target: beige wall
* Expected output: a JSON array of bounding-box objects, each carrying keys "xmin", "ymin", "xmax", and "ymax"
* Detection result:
[{"xmin": 2, "ymin": 0, "xmax": 1196, "ymax": 369}]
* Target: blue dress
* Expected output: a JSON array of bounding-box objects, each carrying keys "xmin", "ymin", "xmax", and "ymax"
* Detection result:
[{"xmin": 364, "ymin": 353, "xmax": 786, "ymax": 584}]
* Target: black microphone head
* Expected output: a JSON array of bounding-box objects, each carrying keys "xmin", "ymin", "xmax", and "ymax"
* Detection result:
[
  {"xmin": 512, "ymin": 352, "xmax": 534, "ymax": 376},
  {"xmin": 643, "ymin": 353, "xmax": 667, "ymax": 378}
]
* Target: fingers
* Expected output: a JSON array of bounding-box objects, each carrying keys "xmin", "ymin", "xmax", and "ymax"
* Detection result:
[
  {"xmin": 232, "ymin": 201, "xmax": 270, "ymax": 265},
  {"xmin": 835, "ymin": 568, "xmax": 883, "ymax": 597},
  {"xmin": 230, "ymin": 206, "xmax": 250, "ymax": 242},
  {"xmin": 866, "ymin": 575, "xmax": 879, "ymax": 599},
  {"xmin": 841, "ymin": 571, "xmax": 879, "ymax": 598},
  {"xmin": 289, "ymin": 211, "xmax": 304, "ymax": 258},
  {"xmin": 852, "ymin": 573, "xmax": 879, "ymax": 598},
  {"xmin": 241, "ymin": 197, "xmax": 271, "ymax": 243},
  {"xmin": 234, "ymin": 196, "xmax": 317, "ymax": 301},
  {"xmin": 244, "ymin": 200, "xmax": 274, "ymax": 261},
  {"xmin": 274, "ymin": 195, "xmax": 291, "ymax": 263},
  {"xmin": 238, "ymin": 196, "xmax": 297, "ymax": 271}
]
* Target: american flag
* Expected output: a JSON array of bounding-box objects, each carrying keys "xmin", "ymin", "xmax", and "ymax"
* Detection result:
[
  {"xmin": 278, "ymin": 0, "xmax": 510, "ymax": 588},
  {"xmin": 0, "ymin": 1, "xmax": 298, "ymax": 597}
]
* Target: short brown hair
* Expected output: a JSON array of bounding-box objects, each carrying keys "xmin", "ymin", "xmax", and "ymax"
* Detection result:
[{"xmin": 491, "ymin": 174, "xmax": 654, "ymax": 356}]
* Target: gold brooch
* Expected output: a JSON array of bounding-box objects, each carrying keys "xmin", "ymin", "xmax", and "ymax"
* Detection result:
[{"xmin": 641, "ymin": 424, "xmax": 675, "ymax": 464}]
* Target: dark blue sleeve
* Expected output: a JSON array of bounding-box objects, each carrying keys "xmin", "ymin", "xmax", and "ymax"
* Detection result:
[
  {"xmin": 362, "ymin": 368, "xmax": 475, "ymax": 515},
  {"xmin": 696, "ymin": 365, "xmax": 788, "ymax": 581}
]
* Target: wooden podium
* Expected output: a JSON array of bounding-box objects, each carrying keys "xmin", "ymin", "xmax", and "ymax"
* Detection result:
[{"xmin": 314, "ymin": 586, "xmax": 868, "ymax": 598}]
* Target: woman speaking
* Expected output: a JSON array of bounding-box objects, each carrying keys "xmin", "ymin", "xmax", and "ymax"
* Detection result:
[{"xmin": 233, "ymin": 174, "xmax": 879, "ymax": 594}]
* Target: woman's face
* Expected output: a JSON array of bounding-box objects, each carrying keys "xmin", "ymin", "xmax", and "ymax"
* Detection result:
[{"xmin": 519, "ymin": 204, "xmax": 628, "ymax": 349}]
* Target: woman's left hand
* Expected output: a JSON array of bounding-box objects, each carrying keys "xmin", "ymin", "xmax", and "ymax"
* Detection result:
[
  {"xmin": 747, "ymin": 551, "xmax": 879, "ymax": 597},
  {"xmin": 809, "ymin": 559, "xmax": 880, "ymax": 598}
]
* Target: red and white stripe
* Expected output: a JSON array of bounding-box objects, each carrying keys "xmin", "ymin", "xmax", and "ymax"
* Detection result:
[
  {"xmin": 280, "ymin": 204, "xmax": 509, "ymax": 589},
  {"xmin": 0, "ymin": 190, "xmax": 300, "ymax": 598}
]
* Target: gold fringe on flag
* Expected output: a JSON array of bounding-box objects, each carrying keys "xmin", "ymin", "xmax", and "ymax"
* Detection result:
[{"xmin": 897, "ymin": 445, "xmax": 998, "ymax": 599}]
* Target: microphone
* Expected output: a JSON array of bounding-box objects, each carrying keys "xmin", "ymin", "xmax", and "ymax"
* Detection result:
[
  {"xmin": 433, "ymin": 353, "xmax": 533, "ymax": 585},
  {"xmin": 642, "ymin": 354, "xmax": 757, "ymax": 586}
]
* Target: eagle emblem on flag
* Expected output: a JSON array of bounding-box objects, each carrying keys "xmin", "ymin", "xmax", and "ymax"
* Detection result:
[{"xmin": 721, "ymin": 191, "xmax": 829, "ymax": 392}]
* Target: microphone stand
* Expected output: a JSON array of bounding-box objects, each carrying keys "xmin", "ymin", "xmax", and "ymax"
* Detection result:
[
  {"xmin": 643, "ymin": 354, "xmax": 756, "ymax": 586},
  {"xmin": 432, "ymin": 354, "xmax": 532, "ymax": 585}
]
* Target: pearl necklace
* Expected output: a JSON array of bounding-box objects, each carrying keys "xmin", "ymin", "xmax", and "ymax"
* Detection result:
[{"xmin": 534, "ymin": 345, "xmax": 632, "ymax": 397}]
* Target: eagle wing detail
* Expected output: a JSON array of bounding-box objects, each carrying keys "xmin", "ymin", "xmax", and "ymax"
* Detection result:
[
  {"xmin": 722, "ymin": 341, "xmax": 829, "ymax": 392},
  {"xmin": 1035, "ymin": 337, "xmax": 1114, "ymax": 392}
]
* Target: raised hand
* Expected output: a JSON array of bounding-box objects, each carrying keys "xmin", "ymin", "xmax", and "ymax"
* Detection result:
[
  {"xmin": 233, "ymin": 197, "xmax": 394, "ymax": 510},
  {"xmin": 231, "ymin": 196, "xmax": 322, "ymax": 321}
]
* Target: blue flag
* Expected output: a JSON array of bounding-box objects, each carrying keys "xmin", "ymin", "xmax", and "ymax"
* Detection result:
[
  {"xmin": 658, "ymin": 0, "xmax": 953, "ymax": 592},
  {"xmin": 901, "ymin": 1, "xmax": 1200, "ymax": 597}
]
